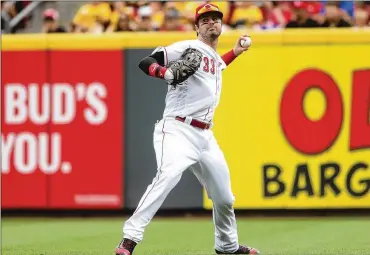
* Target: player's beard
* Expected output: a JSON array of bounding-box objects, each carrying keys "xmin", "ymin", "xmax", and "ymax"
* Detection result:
[
  {"xmin": 209, "ymin": 31, "xmax": 220, "ymax": 40},
  {"xmin": 204, "ymin": 27, "xmax": 221, "ymax": 41}
]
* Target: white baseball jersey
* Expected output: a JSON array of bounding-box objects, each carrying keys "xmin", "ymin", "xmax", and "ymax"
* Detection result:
[
  {"xmin": 152, "ymin": 39, "xmax": 227, "ymax": 123},
  {"xmin": 123, "ymin": 40, "xmax": 241, "ymax": 253}
]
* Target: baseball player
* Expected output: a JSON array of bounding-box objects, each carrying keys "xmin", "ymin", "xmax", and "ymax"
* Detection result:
[{"xmin": 115, "ymin": 3, "xmax": 259, "ymax": 255}]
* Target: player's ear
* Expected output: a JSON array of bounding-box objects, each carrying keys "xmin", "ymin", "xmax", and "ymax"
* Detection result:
[{"xmin": 195, "ymin": 24, "xmax": 199, "ymax": 34}]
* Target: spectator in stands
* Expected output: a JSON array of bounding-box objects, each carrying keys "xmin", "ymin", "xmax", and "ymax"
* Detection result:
[
  {"xmin": 136, "ymin": 5, "xmax": 155, "ymax": 31},
  {"xmin": 354, "ymin": 1, "xmax": 370, "ymax": 27},
  {"xmin": 159, "ymin": 7, "xmax": 187, "ymax": 31},
  {"xmin": 320, "ymin": 0, "xmax": 354, "ymax": 21},
  {"xmin": 41, "ymin": 8, "xmax": 66, "ymax": 33},
  {"xmin": 149, "ymin": 1, "xmax": 165, "ymax": 30},
  {"xmin": 321, "ymin": 1, "xmax": 352, "ymax": 27},
  {"xmin": 256, "ymin": 1, "xmax": 282, "ymax": 30},
  {"xmin": 354, "ymin": 9, "xmax": 370, "ymax": 27},
  {"xmin": 113, "ymin": 1, "xmax": 136, "ymax": 19},
  {"xmin": 296, "ymin": 1, "xmax": 323, "ymax": 21},
  {"xmin": 165, "ymin": 1, "xmax": 187, "ymax": 23},
  {"xmin": 286, "ymin": 1, "xmax": 321, "ymax": 28},
  {"xmin": 229, "ymin": 2, "xmax": 264, "ymax": 29},
  {"xmin": 71, "ymin": 1, "xmax": 113, "ymax": 33},
  {"xmin": 163, "ymin": 1, "xmax": 204, "ymax": 30},
  {"xmin": 114, "ymin": 14, "xmax": 135, "ymax": 32},
  {"xmin": 106, "ymin": 2, "xmax": 134, "ymax": 32},
  {"xmin": 6, "ymin": 0, "xmax": 370, "ymax": 34},
  {"xmin": 364, "ymin": 1, "xmax": 370, "ymax": 13},
  {"xmin": 268, "ymin": 1, "xmax": 294, "ymax": 28}
]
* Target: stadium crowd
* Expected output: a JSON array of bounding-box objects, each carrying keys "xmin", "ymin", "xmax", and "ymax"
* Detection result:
[{"xmin": 2, "ymin": 1, "xmax": 370, "ymax": 34}]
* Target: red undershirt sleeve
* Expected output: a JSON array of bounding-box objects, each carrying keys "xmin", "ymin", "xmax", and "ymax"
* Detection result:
[{"xmin": 221, "ymin": 49, "xmax": 237, "ymax": 66}]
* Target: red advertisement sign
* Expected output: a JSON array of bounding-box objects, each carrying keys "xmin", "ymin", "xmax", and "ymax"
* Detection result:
[
  {"xmin": 1, "ymin": 51, "xmax": 49, "ymax": 208},
  {"xmin": 1, "ymin": 50, "xmax": 124, "ymax": 209}
]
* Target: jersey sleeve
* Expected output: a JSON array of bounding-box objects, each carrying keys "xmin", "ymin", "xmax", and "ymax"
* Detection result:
[
  {"xmin": 150, "ymin": 41, "xmax": 190, "ymax": 66},
  {"xmin": 218, "ymin": 56, "xmax": 227, "ymax": 71}
]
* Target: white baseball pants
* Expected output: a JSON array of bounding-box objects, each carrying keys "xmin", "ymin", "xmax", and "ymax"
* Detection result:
[{"xmin": 123, "ymin": 117, "xmax": 239, "ymax": 253}]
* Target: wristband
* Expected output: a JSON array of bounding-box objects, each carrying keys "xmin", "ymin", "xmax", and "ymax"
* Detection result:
[
  {"xmin": 222, "ymin": 49, "xmax": 237, "ymax": 66},
  {"xmin": 149, "ymin": 63, "xmax": 168, "ymax": 79}
]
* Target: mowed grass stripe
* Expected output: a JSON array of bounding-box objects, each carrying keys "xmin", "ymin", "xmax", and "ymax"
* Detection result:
[{"xmin": 2, "ymin": 217, "xmax": 370, "ymax": 255}]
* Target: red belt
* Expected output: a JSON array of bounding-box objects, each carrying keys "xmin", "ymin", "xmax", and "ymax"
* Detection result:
[{"xmin": 175, "ymin": 116, "xmax": 211, "ymax": 130}]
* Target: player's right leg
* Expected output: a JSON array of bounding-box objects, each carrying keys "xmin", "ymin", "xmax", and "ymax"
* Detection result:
[{"xmin": 115, "ymin": 118, "xmax": 201, "ymax": 255}]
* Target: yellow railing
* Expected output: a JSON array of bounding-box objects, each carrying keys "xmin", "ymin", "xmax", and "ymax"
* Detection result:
[{"xmin": 2, "ymin": 29, "xmax": 370, "ymax": 50}]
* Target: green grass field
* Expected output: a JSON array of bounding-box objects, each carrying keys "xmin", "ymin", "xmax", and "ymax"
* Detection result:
[{"xmin": 2, "ymin": 216, "xmax": 370, "ymax": 255}]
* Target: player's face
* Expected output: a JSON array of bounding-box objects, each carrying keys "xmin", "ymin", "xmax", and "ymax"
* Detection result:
[{"xmin": 196, "ymin": 13, "xmax": 222, "ymax": 39}]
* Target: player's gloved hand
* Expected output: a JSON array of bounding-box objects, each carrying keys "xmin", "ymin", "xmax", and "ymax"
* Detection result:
[
  {"xmin": 166, "ymin": 59, "xmax": 197, "ymax": 85},
  {"xmin": 166, "ymin": 48, "xmax": 203, "ymax": 86}
]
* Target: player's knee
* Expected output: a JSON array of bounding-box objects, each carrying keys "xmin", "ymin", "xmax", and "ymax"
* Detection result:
[{"xmin": 214, "ymin": 194, "xmax": 235, "ymax": 208}]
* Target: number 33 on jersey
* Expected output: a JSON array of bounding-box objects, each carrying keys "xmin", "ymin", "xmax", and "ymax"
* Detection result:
[{"xmin": 152, "ymin": 39, "xmax": 227, "ymax": 123}]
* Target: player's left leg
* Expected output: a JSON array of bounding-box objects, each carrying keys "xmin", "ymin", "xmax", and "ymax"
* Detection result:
[{"xmin": 195, "ymin": 132, "xmax": 260, "ymax": 254}]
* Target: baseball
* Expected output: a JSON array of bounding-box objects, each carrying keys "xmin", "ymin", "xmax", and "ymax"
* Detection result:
[{"xmin": 240, "ymin": 37, "xmax": 252, "ymax": 48}]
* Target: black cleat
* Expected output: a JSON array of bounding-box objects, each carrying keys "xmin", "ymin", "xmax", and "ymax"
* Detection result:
[{"xmin": 215, "ymin": 245, "xmax": 260, "ymax": 254}]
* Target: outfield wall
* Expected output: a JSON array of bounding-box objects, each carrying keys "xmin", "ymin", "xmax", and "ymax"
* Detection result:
[{"xmin": 1, "ymin": 29, "xmax": 370, "ymax": 211}]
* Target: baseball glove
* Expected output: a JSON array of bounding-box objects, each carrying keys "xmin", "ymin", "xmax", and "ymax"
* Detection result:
[{"xmin": 166, "ymin": 48, "xmax": 203, "ymax": 86}]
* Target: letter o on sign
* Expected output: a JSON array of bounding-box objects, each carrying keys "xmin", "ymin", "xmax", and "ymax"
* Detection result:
[{"xmin": 280, "ymin": 69, "xmax": 343, "ymax": 155}]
